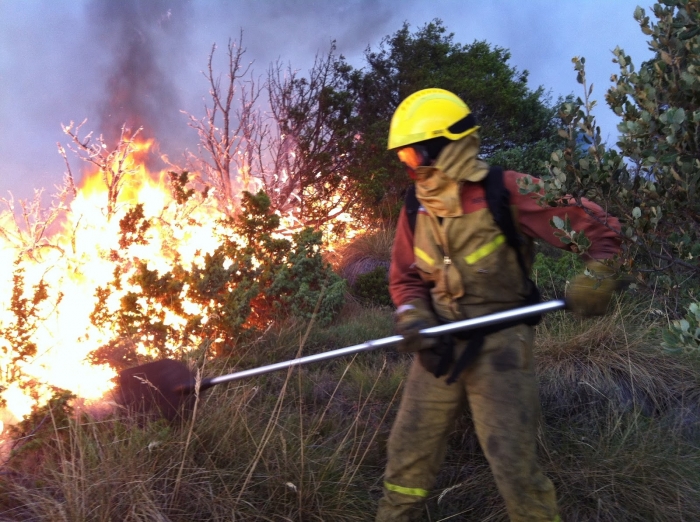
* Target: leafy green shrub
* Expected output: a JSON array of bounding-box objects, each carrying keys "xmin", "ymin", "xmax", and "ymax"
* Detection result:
[
  {"xmin": 351, "ymin": 266, "xmax": 392, "ymax": 307},
  {"xmin": 663, "ymin": 302, "xmax": 700, "ymax": 354},
  {"xmin": 516, "ymin": 1, "xmax": 700, "ymax": 313},
  {"xmin": 531, "ymin": 250, "xmax": 584, "ymax": 299},
  {"xmin": 269, "ymin": 227, "xmax": 347, "ymax": 326}
]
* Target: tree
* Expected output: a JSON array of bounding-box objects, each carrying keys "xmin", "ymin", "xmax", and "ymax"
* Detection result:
[
  {"xmin": 187, "ymin": 22, "xmax": 557, "ymax": 229},
  {"xmin": 185, "ymin": 32, "xmax": 265, "ymax": 211},
  {"xmin": 608, "ymin": 1, "xmax": 700, "ymax": 276},
  {"xmin": 186, "ymin": 33, "xmax": 365, "ymax": 238},
  {"xmin": 265, "ymin": 44, "xmax": 360, "ymax": 231},
  {"xmin": 346, "ymin": 20, "xmax": 557, "ymax": 221},
  {"xmin": 517, "ymin": 0, "xmax": 700, "ymax": 315}
]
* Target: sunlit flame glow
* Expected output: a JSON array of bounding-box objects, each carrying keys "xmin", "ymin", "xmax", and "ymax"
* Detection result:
[{"xmin": 0, "ymin": 136, "xmax": 365, "ymax": 434}]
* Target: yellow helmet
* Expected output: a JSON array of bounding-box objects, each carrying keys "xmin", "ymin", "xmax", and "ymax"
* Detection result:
[{"xmin": 387, "ymin": 88, "xmax": 479, "ymax": 150}]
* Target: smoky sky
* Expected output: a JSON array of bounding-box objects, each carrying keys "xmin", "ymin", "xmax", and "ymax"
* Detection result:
[
  {"xmin": 86, "ymin": 0, "xmax": 191, "ymax": 145},
  {"xmin": 0, "ymin": 0, "xmax": 652, "ymax": 202}
]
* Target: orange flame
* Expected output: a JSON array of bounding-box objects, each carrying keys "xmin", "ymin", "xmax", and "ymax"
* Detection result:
[
  {"xmin": 0, "ymin": 136, "xmax": 365, "ymax": 434},
  {"xmin": 0, "ymin": 138, "xmax": 219, "ymax": 429}
]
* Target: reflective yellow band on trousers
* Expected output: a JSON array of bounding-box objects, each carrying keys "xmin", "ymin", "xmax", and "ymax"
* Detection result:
[
  {"xmin": 384, "ymin": 481, "xmax": 430, "ymax": 498},
  {"xmin": 464, "ymin": 234, "xmax": 506, "ymax": 265},
  {"xmin": 414, "ymin": 247, "xmax": 435, "ymax": 266}
]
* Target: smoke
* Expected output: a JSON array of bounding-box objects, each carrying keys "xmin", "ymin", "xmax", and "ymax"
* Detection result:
[
  {"xmin": 86, "ymin": 0, "xmax": 190, "ymax": 146},
  {"xmin": 0, "ymin": 0, "xmax": 651, "ymax": 202}
]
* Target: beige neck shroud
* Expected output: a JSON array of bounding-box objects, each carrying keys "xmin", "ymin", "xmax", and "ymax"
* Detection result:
[{"xmin": 414, "ymin": 133, "xmax": 489, "ymax": 218}]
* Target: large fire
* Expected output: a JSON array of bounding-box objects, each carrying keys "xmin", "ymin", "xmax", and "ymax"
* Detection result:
[{"xmin": 0, "ymin": 136, "xmax": 359, "ymax": 435}]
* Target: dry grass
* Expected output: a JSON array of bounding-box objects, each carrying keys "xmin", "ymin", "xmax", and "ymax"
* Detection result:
[
  {"xmin": 1, "ymin": 301, "xmax": 699, "ymax": 521},
  {"xmin": 533, "ymin": 300, "xmax": 700, "ymax": 521},
  {"xmin": 333, "ymin": 228, "xmax": 394, "ymax": 285},
  {"xmin": 0, "ymin": 306, "xmax": 398, "ymax": 522},
  {"xmin": 537, "ymin": 301, "xmax": 700, "ymax": 429}
]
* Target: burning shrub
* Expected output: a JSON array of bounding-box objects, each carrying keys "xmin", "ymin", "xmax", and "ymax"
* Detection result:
[
  {"xmin": 0, "ymin": 122, "xmax": 349, "ymax": 426},
  {"xmin": 90, "ymin": 189, "xmax": 344, "ymax": 369}
]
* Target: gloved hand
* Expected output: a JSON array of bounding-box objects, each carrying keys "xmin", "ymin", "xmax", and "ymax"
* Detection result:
[
  {"xmin": 567, "ymin": 260, "xmax": 620, "ymax": 317},
  {"xmin": 395, "ymin": 299, "xmax": 439, "ymax": 353}
]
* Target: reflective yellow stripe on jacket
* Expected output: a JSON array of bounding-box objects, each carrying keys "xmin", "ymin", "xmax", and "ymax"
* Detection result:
[
  {"xmin": 464, "ymin": 234, "xmax": 506, "ymax": 265},
  {"xmin": 415, "ymin": 234, "xmax": 506, "ymax": 267},
  {"xmin": 384, "ymin": 481, "xmax": 429, "ymax": 498},
  {"xmin": 414, "ymin": 247, "xmax": 435, "ymax": 267}
]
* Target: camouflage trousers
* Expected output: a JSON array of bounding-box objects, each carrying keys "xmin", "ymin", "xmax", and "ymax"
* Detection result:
[{"xmin": 376, "ymin": 324, "xmax": 559, "ymax": 522}]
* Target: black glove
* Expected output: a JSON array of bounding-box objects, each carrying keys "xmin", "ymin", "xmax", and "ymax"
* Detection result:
[{"xmin": 394, "ymin": 299, "xmax": 439, "ymax": 353}]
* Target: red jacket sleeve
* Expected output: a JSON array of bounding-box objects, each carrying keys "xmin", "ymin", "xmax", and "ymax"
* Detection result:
[
  {"xmin": 505, "ymin": 170, "xmax": 622, "ymax": 261},
  {"xmin": 389, "ymin": 206, "xmax": 430, "ymax": 307}
]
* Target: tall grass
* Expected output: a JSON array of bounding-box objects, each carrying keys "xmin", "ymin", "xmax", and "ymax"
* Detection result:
[
  {"xmin": 1, "ymin": 300, "xmax": 699, "ymax": 521},
  {"xmin": 333, "ymin": 228, "xmax": 394, "ymax": 286},
  {"xmin": 0, "ymin": 304, "xmax": 399, "ymax": 521}
]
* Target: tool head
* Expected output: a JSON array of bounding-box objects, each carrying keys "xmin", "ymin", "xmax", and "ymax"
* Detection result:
[{"xmin": 115, "ymin": 359, "xmax": 197, "ymax": 421}]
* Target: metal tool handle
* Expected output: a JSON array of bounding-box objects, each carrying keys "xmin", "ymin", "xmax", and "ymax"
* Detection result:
[{"xmin": 202, "ymin": 300, "xmax": 566, "ymax": 388}]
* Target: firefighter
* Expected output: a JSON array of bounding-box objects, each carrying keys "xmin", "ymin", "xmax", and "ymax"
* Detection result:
[{"xmin": 376, "ymin": 88, "xmax": 622, "ymax": 521}]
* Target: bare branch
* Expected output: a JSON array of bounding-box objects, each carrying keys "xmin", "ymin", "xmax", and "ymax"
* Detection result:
[
  {"xmin": 61, "ymin": 121, "xmax": 143, "ymax": 218},
  {"xmin": 265, "ymin": 41, "xmax": 359, "ymax": 227},
  {"xmin": 184, "ymin": 30, "xmax": 265, "ymax": 211}
]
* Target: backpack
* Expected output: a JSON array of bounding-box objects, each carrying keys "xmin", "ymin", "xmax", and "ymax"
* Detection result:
[{"xmin": 403, "ymin": 166, "xmax": 541, "ymax": 383}]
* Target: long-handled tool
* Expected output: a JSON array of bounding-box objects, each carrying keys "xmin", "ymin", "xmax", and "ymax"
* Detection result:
[{"xmin": 116, "ymin": 299, "xmax": 566, "ymax": 420}]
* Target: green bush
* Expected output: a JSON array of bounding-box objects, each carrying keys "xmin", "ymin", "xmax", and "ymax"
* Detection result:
[
  {"xmin": 351, "ymin": 266, "xmax": 392, "ymax": 307},
  {"xmin": 663, "ymin": 302, "xmax": 700, "ymax": 354},
  {"xmin": 270, "ymin": 227, "xmax": 347, "ymax": 326},
  {"xmin": 531, "ymin": 250, "xmax": 584, "ymax": 299}
]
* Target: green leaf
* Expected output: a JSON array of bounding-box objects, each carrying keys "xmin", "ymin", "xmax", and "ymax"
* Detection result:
[
  {"xmin": 551, "ymin": 216, "xmax": 565, "ymax": 229},
  {"xmin": 633, "ymin": 207, "xmax": 642, "ymax": 218},
  {"xmin": 659, "ymin": 153, "xmax": 678, "ymax": 164},
  {"xmin": 673, "ymin": 108, "xmax": 686, "ymax": 124},
  {"xmin": 690, "ymin": 303, "xmax": 700, "ymax": 317},
  {"xmin": 681, "ymin": 71, "xmax": 696, "ymax": 85},
  {"xmin": 679, "ymin": 26, "xmax": 700, "ymax": 40}
]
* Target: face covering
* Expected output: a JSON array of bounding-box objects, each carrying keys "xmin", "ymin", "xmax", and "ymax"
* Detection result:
[
  {"xmin": 414, "ymin": 133, "xmax": 489, "ymax": 218},
  {"xmin": 414, "ymin": 167, "xmax": 462, "ymax": 217}
]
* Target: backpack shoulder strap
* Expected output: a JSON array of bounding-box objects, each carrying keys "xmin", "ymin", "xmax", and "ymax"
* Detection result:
[
  {"xmin": 482, "ymin": 166, "xmax": 527, "ymax": 276},
  {"xmin": 482, "ymin": 166, "xmax": 541, "ymax": 311},
  {"xmin": 483, "ymin": 166, "xmax": 514, "ymax": 245},
  {"xmin": 404, "ymin": 184, "xmax": 420, "ymax": 234}
]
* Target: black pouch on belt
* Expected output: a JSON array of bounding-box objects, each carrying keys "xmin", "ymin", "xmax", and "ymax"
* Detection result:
[
  {"xmin": 418, "ymin": 331, "xmax": 486, "ymax": 383},
  {"xmin": 418, "ymin": 335, "xmax": 455, "ymax": 377},
  {"xmin": 421, "ymin": 284, "xmax": 543, "ymax": 383}
]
